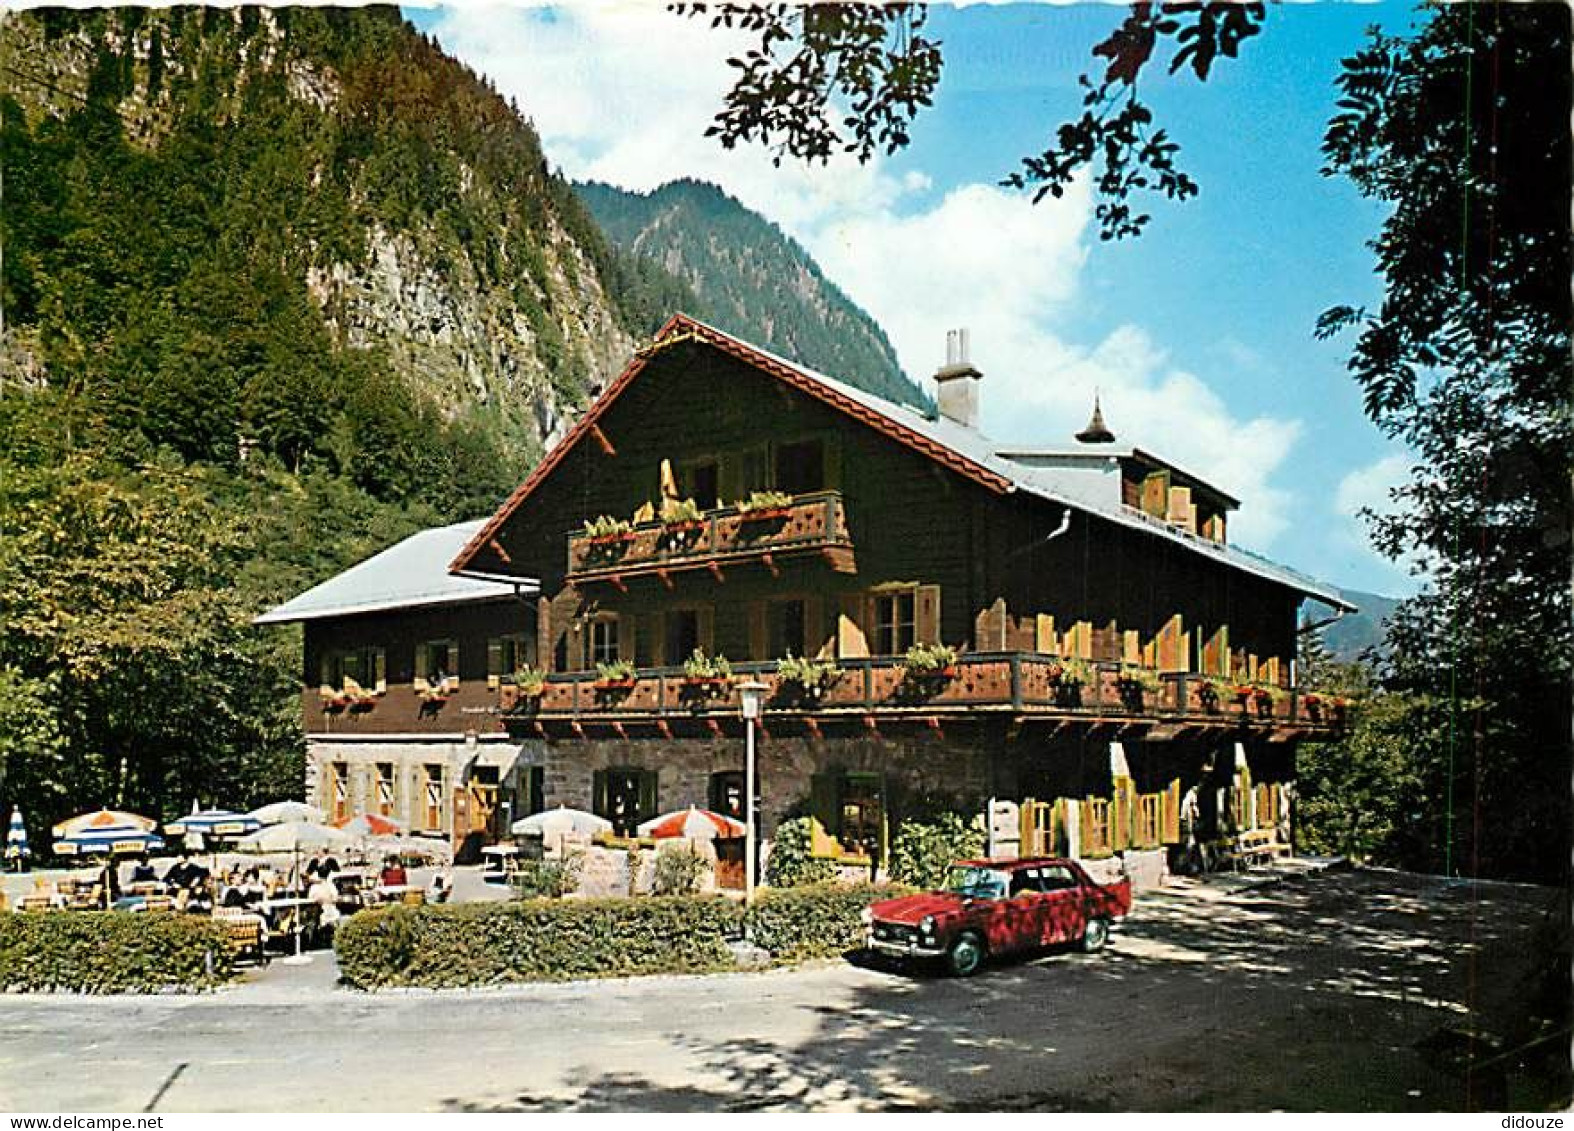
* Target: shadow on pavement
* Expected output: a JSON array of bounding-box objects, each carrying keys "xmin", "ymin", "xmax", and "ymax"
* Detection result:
[{"xmin": 444, "ymin": 869, "xmax": 1571, "ymax": 1113}]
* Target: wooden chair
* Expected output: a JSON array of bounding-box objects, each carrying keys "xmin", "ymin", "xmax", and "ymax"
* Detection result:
[
  {"xmin": 143, "ymin": 894, "xmax": 174, "ymax": 913},
  {"xmin": 216, "ymin": 911, "xmax": 269, "ymax": 966},
  {"xmin": 19, "ymin": 893, "xmax": 55, "ymax": 913}
]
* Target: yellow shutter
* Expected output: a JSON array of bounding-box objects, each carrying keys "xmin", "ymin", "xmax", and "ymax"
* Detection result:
[
  {"xmin": 1122, "ymin": 630, "xmax": 1141, "ymax": 664},
  {"xmin": 914, "ymin": 584, "xmax": 941, "ymax": 645},
  {"xmin": 1035, "ymin": 614, "xmax": 1057, "ymax": 654},
  {"xmin": 1141, "ymin": 470, "xmax": 1170, "ymax": 517},
  {"xmin": 836, "ymin": 592, "xmax": 869, "ymax": 658},
  {"xmin": 487, "ymin": 639, "xmax": 503, "ymax": 690}
]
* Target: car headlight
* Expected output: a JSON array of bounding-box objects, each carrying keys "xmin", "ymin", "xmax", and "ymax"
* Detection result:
[
  {"xmin": 859, "ymin": 906, "xmax": 874, "ymax": 926},
  {"xmin": 919, "ymin": 915, "xmax": 936, "ymax": 936}
]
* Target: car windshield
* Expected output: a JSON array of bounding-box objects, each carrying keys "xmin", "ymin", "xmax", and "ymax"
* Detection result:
[{"xmin": 945, "ymin": 866, "xmax": 1009, "ymax": 900}]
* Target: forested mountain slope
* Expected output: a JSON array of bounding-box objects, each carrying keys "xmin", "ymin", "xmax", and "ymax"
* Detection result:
[{"xmin": 578, "ymin": 178, "xmax": 926, "ymax": 410}]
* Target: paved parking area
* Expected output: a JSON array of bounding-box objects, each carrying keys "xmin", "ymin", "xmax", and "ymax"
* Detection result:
[{"xmin": 1, "ymin": 867, "xmax": 1566, "ymax": 1112}]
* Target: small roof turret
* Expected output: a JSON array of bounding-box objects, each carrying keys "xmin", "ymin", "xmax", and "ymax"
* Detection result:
[{"xmin": 1075, "ymin": 394, "xmax": 1115, "ymax": 444}]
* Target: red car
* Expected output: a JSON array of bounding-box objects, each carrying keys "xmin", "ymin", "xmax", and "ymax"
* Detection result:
[{"xmin": 863, "ymin": 857, "xmax": 1133, "ymax": 976}]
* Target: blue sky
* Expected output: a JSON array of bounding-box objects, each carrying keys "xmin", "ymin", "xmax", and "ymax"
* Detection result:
[{"xmin": 408, "ymin": 2, "xmax": 1424, "ymax": 599}]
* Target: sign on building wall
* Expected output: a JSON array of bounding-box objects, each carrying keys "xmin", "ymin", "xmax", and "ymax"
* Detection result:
[{"xmin": 987, "ymin": 798, "xmax": 1020, "ymax": 859}]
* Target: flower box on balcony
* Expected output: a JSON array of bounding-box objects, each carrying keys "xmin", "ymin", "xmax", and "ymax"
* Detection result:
[{"xmin": 738, "ymin": 507, "xmax": 791, "ymax": 522}]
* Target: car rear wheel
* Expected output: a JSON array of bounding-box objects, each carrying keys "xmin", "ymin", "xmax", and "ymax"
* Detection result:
[
  {"xmin": 946, "ymin": 931, "xmax": 985, "ymax": 977},
  {"xmin": 1081, "ymin": 917, "xmax": 1110, "ymax": 953}
]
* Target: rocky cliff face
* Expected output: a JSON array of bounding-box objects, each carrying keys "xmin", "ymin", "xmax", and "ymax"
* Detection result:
[{"xmin": 1, "ymin": 6, "xmax": 643, "ymax": 462}]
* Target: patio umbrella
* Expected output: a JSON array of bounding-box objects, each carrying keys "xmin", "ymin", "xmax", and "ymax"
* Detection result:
[
  {"xmin": 637, "ymin": 806, "xmax": 746, "ymax": 840},
  {"xmin": 332, "ymin": 813, "xmax": 406, "ymax": 839},
  {"xmin": 52, "ymin": 808, "xmax": 157, "ymax": 838},
  {"xmin": 166, "ymin": 804, "xmax": 262, "ymax": 840},
  {"xmin": 52, "ymin": 820, "xmax": 165, "ymax": 857},
  {"xmin": 246, "ymin": 800, "xmax": 324, "ymax": 826},
  {"xmin": 235, "ymin": 821, "xmax": 352, "ymax": 855},
  {"xmin": 6, "ymin": 807, "xmax": 29, "ymax": 869},
  {"xmin": 234, "ymin": 821, "xmax": 352, "ymax": 965},
  {"xmin": 363, "ymin": 834, "xmax": 452, "ymax": 863},
  {"xmin": 510, "ymin": 805, "xmax": 611, "ymax": 838}
]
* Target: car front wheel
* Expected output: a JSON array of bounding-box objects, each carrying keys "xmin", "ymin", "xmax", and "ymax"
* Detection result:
[
  {"xmin": 1081, "ymin": 917, "xmax": 1110, "ymax": 953},
  {"xmin": 946, "ymin": 931, "xmax": 985, "ymax": 977}
]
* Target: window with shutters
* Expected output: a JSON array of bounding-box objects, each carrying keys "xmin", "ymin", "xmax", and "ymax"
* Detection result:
[
  {"xmin": 810, "ymin": 771, "xmax": 885, "ymax": 861},
  {"xmin": 488, "ymin": 635, "xmax": 533, "ymax": 687},
  {"xmin": 588, "ymin": 617, "xmax": 620, "ymax": 667},
  {"xmin": 375, "ymin": 763, "xmax": 395, "ymax": 817},
  {"xmin": 680, "ymin": 459, "xmax": 720, "ymax": 509},
  {"xmin": 873, "ymin": 589, "xmax": 917, "ymax": 655},
  {"xmin": 664, "ymin": 608, "xmax": 709, "ymax": 666},
  {"xmin": 709, "ymin": 771, "xmax": 745, "ymax": 822},
  {"xmin": 422, "ymin": 763, "xmax": 445, "ymax": 831},
  {"xmin": 593, "ymin": 767, "xmax": 657, "ymax": 837},
  {"xmin": 320, "ymin": 646, "xmax": 385, "ymax": 692},
  {"xmin": 767, "ymin": 598, "xmax": 808, "ymax": 659},
  {"xmin": 329, "ymin": 761, "xmax": 350, "ymax": 822},
  {"xmin": 416, "ymin": 639, "xmax": 459, "ymax": 685},
  {"xmin": 774, "ymin": 437, "xmax": 825, "ymax": 495}
]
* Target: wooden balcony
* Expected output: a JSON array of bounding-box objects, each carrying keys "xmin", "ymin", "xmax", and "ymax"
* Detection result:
[
  {"xmin": 565, "ymin": 490, "xmax": 855, "ymax": 587},
  {"xmin": 500, "ymin": 653, "xmax": 1347, "ymax": 740}
]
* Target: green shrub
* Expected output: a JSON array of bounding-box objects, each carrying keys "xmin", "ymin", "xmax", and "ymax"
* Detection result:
[
  {"xmin": 901, "ymin": 641, "xmax": 959, "ymax": 675},
  {"xmin": 334, "ymin": 896, "xmax": 743, "ymax": 989},
  {"xmin": 889, "ymin": 812, "xmax": 987, "ymax": 891},
  {"xmin": 510, "ymin": 852, "xmax": 582, "ymax": 899},
  {"xmin": 764, "ymin": 816, "xmax": 837, "ymax": 887},
  {"xmin": 0, "ymin": 911, "xmax": 236, "ymax": 993},
  {"xmin": 745, "ymin": 883, "xmax": 912, "ymax": 962},
  {"xmin": 653, "ymin": 844, "xmax": 710, "ymax": 896}
]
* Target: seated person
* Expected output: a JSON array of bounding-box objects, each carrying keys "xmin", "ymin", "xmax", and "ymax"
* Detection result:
[
  {"xmin": 427, "ymin": 871, "xmax": 452, "ymax": 904},
  {"xmin": 307, "ymin": 877, "xmax": 342, "ymax": 936},
  {"xmin": 129, "ymin": 857, "xmax": 158, "ymax": 885},
  {"xmin": 379, "ymin": 857, "xmax": 408, "ymax": 888}
]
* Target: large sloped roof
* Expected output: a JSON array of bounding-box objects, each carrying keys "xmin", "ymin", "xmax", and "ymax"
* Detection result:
[
  {"xmin": 256, "ymin": 521, "xmax": 529, "ymax": 625},
  {"xmin": 452, "ymin": 314, "xmax": 1355, "ymax": 612}
]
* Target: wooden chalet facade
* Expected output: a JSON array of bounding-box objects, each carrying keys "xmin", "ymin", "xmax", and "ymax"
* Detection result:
[{"xmin": 426, "ymin": 314, "xmax": 1355, "ymax": 870}]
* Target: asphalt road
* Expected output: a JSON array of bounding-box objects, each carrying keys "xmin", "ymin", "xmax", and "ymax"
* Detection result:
[{"xmin": 1, "ymin": 868, "xmax": 1567, "ymax": 1112}]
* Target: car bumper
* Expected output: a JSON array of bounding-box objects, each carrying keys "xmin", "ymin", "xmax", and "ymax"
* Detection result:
[{"xmin": 866, "ymin": 931, "xmax": 945, "ymax": 958}]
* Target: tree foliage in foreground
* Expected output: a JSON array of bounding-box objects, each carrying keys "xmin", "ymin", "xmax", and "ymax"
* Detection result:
[
  {"xmin": 673, "ymin": 2, "xmax": 1265, "ymax": 239},
  {"xmin": 1317, "ymin": 4, "xmax": 1572, "ymax": 884}
]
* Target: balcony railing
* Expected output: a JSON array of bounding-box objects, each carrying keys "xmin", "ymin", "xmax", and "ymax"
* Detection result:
[
  {"xmin": 499, "ymin": 653, "xmax": 1346, "ymax": 734},
  {"xmin": 565, "ymin": 490, "xmax": 854, "ymax": 583}
]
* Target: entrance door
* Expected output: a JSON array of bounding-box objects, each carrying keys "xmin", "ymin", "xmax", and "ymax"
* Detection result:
[{"xmin": 468, "ymin": 766, "xmax": 500, "ymax": 838}]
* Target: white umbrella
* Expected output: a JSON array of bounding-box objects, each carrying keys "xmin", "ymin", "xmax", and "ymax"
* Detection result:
[
  {"xmin": 363, "ymin": 834, "xmax": 452, "ymax": 863},
  {"xmin": 510, "ymin": 805, "xmax": 611, "ymax": 838},
  {"xmin": 236, "ymin": 822, "xmax": 352, "ymax": 854},
  {"xmin": 166, "ymin": 804, "xmax": 261, "ymax": 839},
  {"xmin": 246, "ymin": 800, "xmax": 324, "ymax": 826},
  {"xmin": 233, "ymin": 821, "xmax": 352, "ymax": 966},
  {"xmin": 52, "ymin": 808, "xmax": 157, "ymax": 838}
]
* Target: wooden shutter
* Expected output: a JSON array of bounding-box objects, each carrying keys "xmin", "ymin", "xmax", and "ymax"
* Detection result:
[
  {"xmin": 974, "ymin": 597, "xmax": 1006, "ymax": 650},
  {"xmin": 1167, "ymin": 485, "xmax": 1193, "ymax": 530},
  {"xmin": 1141, "ymin": 470, "xmax": 1170, "ymax": 517},
  {"xmin": 809, "ymin": 772, "xmax": 841, "ymax": 856},
  {"xmin": 748, "ymin": 602, "xmax": 768, "ymax": 660},
  {"xmin": 822, "ymin": 435, "xmax": 843, "ymax": 490},
  {"xmin": 1122, "ymin": 630, "xmax": 1141, "ymax": 665},
  {"xmin": 1035, "ymin": 614, "xmax": 1057, "ymax": 654},
  {"xmin": 914, "ymin": 584, "xmax": 941, "ymax": 646},
  {"xmin": 1111, "ymin": 779, "xmax": 1133, "ymax": 852},
  {"xmin": 836, "ymin": 593, "xmax": 869, "ymax": 658},
  {"xmin": 1162, "ymin": 779, "xmax": 1181, "ymax": 843},
  {"xmin": 487, "ymin": 639, "xmax": 503, "ymax": 689}
]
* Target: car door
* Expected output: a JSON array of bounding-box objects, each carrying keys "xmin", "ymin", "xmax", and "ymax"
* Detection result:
[
  {"xmin": 994, "ymin": 867, "xmax": 1049, "ymax": 954},
  {"xmin": 1037, "ymin": 864, "xmax": 1086, "ymax": 945}
]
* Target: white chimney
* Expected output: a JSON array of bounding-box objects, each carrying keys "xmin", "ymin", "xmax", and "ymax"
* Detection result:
[{"xmin": 934, "ymin": 327, "xmax": 982, "ymax": 429}]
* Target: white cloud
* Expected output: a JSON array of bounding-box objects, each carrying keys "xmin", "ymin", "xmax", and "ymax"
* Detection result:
[
  {"xmin": 1332, "ymin": 453, "xmax": 1422, "ymax": 594},
  {"xmin": 428, "ymin": 3, "xmax": 1308, "ymax": 551},
  {"xmin": 806, "ymin": 182, "xmax": 1303, "ymax": 548}
]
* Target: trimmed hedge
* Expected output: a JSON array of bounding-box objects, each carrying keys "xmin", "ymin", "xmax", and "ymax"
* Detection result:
[
  {"xmin": 0, "ymin": 911, "xmax": 236, "ymax": 993},
  {"xmin": 745, "ymin": 883, "xmax": 912, "ymax": 962},
  {"xmin": 335, "ymin": 895, "xmax": 743, "ymax": 989}
]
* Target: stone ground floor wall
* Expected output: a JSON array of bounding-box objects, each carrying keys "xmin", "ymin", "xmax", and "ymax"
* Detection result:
[
  {"xmin": 305, "ymin": 736, "xmax": 544, "ymax": 839},
  {"xmin": 539, "ymin": 731, "xmax": 992, "ymax": 840}
]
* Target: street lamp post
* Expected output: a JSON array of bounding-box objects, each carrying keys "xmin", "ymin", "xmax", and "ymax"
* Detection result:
[{"xmin": 737, "ymin": 680, "xmax": 769, "ymax": 905}]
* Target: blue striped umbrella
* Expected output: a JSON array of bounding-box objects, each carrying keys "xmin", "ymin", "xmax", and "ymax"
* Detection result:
[
  {"xmin": 52, "ymin": 814, "xmax": 164, "ymax": 857},
  {"xmin": 165, "ymin": 805, "xmax": 261, "ymax": 840},
  {"xmin": 5, "ymin": 807, "xmax": 28, "ymax": 863}
]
